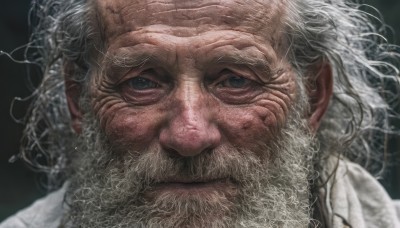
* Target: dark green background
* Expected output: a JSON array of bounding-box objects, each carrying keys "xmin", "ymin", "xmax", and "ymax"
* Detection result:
[{"xmin": 1, "ymin": 0, "xmax": 399, "ymax": 221}]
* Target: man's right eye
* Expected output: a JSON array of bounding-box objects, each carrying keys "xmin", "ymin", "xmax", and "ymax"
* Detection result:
[
  {"xmin": 118, "ymin": 72, "xmax": 166, "ymax": 105},
  {"xmin": 127, "ymin": 77, "xmax": 159, "ymax": 90}
]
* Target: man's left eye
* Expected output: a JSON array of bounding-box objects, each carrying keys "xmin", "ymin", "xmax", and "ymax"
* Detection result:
[
  {"xmin": 127, "ymin": 77, "xmax": 159, "ymax": 90},
  {"xmin": 219, "ymin": 75, "xmax": 251, "ymax": 89}
]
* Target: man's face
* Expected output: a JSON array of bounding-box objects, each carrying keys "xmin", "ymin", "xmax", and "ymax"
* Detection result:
[
  {"xmin": 65, "ymin": 0, "xmax": 315, "ymax": 227},
  {"xmin": 93, "ymin": 0, "xmax": 296, "ymax": 158}
]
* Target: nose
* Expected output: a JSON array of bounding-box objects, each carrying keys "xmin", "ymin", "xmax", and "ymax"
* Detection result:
[{"xmin": 159, "ymin": 83, "xmax": 221, "ymax": 157}]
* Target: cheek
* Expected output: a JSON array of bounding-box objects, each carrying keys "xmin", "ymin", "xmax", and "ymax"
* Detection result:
[
  {"xmin": 218, "ymin": 105, "xmax": 285, "ymax": 148},
  {"xmin": 95, "ymin": 104, "xmax": 164, "ymax": 153},
  {"xmin": 90, "ymin": 82, "xmax": 165, "ymax": 153},
  {"xmin": 106, "ymin": 113, "xmax": 150, "ymax": 146},
  {"xmin": 217, "ymin": 91, "xmax": 293, "ymax": 150}
]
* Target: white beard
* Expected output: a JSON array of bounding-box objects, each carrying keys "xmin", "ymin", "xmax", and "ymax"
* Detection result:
[{"xmin": 62, "ymin": 110, "xmax": 316, "ymax": 228}]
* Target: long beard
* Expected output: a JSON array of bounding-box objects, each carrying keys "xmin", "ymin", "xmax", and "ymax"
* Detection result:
[{"xmin": 62, "ymin": 110, "xmax": 317, "ymax": 228}]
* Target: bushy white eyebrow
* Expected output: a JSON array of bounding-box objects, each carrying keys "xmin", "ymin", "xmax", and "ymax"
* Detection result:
[
  {"xmin": 102, "ymin": 47, "xmax": 279, "ymax": 81},
  {"xmin": 104, "ymin": 52, "xmax": 156, "ymax": 69},
  {"xmin": 212, "ymin": 54, "xmax": 274, "ymax": 75}
]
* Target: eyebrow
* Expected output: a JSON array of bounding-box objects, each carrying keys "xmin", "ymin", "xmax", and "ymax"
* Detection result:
[
  {"xmin": 102, "ymin": 51, "xmax": 162, "ymax": 79},
  {"xmin": 102, "ymin": 49, "xmax": 276, "ymax": 78},
  {"xmin": 211, "ymin": 54, "xmax": 274, "ymax": 75},
  {"xmin": 104, "ymin": 52, "xmax": 158, "ymax": 69}
]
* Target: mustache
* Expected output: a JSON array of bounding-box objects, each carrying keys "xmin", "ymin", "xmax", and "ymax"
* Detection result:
[{"xmin": 94, "ymin": 142, "xmax": 270, "ymax": 189}]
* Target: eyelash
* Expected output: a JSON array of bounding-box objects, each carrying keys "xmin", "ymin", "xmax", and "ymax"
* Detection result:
[
  {"xmin": 117, "ymin": 67, "xmax": 261, "ymax": 106},
  {"xmin": 126, "ymin": 76, "xmax": 160, "ymax": 90},
  {"xmin": 214, "ymin": 70, "xmax": 256, "ymax": 88},
  {"xmin": 118, "ymin": 73, "xmax": 166, "ymax": 105}
]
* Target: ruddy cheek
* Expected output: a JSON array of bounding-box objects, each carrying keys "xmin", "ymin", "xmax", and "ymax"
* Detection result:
[
  {"xmin": 218, "ymin": 110, "xmax": 267, "ymax": 147},
  {"xmin": 102, "ymin": 110, "xmax": 159, "ymax": 153}
]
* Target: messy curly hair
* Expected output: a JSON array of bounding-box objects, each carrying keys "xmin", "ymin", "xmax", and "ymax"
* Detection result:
[{"xmin": 19, "ymin": 0, "xmax": 400, "ymax": 187}]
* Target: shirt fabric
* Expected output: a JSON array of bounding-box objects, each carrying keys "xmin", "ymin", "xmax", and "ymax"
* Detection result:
[
  {"xmin": 0, "ymin": 183, "xmax": 66, "ymax": 228},
  {"xmin": 320, "ymin": 157, "xmax": 400, "ymax": 228},
  {"xmin": 1, "ymin": 159, "xmax": 399, "ymax": 228}
]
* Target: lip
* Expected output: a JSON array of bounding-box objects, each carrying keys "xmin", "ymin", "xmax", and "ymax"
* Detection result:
[
  {"xmin": 145, "ymin": 178, "xmax": 238, "ymax": 198},
  {"xmin": 156, "ymin": 178, "xmax": 228, "ymax": 190}
]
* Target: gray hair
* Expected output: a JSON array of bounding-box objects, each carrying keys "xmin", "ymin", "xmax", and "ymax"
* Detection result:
[
  {"xmin": 285, "ymin": 0, "xmax": 400, "ymax": 176},
  {"xmin": 19, "ymin": 0, "xmax": 400, "ymax": 187}
]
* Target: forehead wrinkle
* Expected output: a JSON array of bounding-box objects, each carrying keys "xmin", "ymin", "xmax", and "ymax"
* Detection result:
[
  {"xmin": 149, "ymin": 5, "xmax": 231, "ymax": 23},
  {"xmin": 118, "ymin": 3, "xmax": 234, "ymax": 29},
  {"xmin": 194, "ymin": 33, "xmax": 278, "ymax": 64},
  {"xmin": 96, "ymin": 0, "xmax": 288, "ymax": 40}
]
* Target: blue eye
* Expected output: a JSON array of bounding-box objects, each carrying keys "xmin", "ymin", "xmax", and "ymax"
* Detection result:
[
  {"xmin": 220, "ymin": 75, "xmax": 249, "ymax": 88},
  {"xmin": 128, "ymin": 77, "xmax": 159, "ymax": 90}
]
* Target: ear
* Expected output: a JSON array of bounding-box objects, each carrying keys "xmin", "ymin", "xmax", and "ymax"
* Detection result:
[
  {"xmin": 64, "ymin": 62, "xmax": 83, "ymax": 134},
  {"xmin": 308, "ymin": 62, "xmax": 333, "ymax": 132}
]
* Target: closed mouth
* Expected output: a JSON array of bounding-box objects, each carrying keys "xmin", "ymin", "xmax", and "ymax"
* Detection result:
[
  {"xmin": 145, "ymin": 177, "xmax": 238, "ymax": 197},
  {"xmin": 155, "ymin": 178, "xmax": 228, "ymax": 189},
  {"xmin": 142, "ymin": 177, "xmax": 240, "ymax": 210}
]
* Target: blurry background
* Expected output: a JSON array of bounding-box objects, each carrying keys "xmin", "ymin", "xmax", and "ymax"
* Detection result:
[{"xmin": 1, "ymin": 0, "xmax": 400, "ymax": 221}]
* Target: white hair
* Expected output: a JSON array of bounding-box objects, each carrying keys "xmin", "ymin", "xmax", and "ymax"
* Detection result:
[
  {"xmin": 19, "ymin": 0, "xmax": 400, "ymax": 187},
  {"xmin": 285, "ymin": 0, "xmax": 400, "ymax": 176}
]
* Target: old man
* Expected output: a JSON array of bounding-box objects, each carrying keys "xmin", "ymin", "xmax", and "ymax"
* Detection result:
[{"xmin": 1, "ymin": 0, "xmax": 400, "ymax": 227}]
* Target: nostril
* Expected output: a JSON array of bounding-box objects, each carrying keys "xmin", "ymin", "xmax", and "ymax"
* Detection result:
[
  {"xmin": 163, "ymin": 147, "xmax": 182, "ymax": 159},
  {"xmin": 159, "ymin": 126, "xmax": 217, "ymax": 157},
  {"xmin": 162, "ymin": 145, "xmax": 214, "ymax": 159}
]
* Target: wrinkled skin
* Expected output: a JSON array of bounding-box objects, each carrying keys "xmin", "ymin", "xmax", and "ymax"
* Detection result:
[
  {"xmin": 66, "ymin": 0, "xmax": 332, "ymax": 226},
  {"xmin": 92, "ymin": 0, "xmax": 294, "ymax": 197}
]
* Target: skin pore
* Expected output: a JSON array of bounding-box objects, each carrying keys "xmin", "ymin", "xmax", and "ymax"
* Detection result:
[
  {"xmin": 93, "ymin": 0, "xmax": 294, "ymax": 195},
  {"xmin": 91, "ymin": 1, "xmax": 293, "ymax": 149},
  {"xmin": 64, "ymin": 0, "xmax": 332, "ymax": 227}
]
